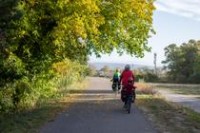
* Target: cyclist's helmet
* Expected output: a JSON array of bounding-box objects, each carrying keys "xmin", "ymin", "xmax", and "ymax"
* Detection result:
[{"xmin": 125, "ymin": 64, "xmax": 130, "ymax": 70}]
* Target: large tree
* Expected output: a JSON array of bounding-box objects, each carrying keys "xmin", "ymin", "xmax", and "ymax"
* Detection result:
[
  {"xmin": 0, "ymin": 0, "xmax": 156, "ymax": 111},
  {"xmin": 162, "ymin": 40, "xmax": 200, "ymax": 83},
  {"xmin": 0, "ymin": 0, "xmax": 155, "ymax": 82}
]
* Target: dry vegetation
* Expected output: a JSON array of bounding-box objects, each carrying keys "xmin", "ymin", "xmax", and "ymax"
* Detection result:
[
  {"xmin": 135, "ymin": 82, "xmax": 157, "ymax": 95},
  {"xmin": 135, "ymin": 83, "xmax": 200, "ymax": 133},
  {"xmin": 152, "ymin": 83, "xmax": 200, "ymax": 96}
]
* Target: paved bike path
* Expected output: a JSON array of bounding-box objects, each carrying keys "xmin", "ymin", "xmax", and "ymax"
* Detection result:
[{"xmin": 40, "ymin": 77, "xmax": 157, "ymax": 133}]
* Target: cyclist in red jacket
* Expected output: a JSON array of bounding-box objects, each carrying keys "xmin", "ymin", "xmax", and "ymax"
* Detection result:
[{"xmin": 120, "ymin": 64, "xmax": 136, "ymax": 104}]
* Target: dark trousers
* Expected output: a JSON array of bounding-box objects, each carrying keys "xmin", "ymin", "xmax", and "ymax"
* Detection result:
[{"xmin": 113, "ymin": 78, "xmax": 120, "ymax": 90}]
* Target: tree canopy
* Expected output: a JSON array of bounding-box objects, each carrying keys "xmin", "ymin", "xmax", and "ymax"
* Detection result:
[
  {"xmin": 162, "ymin": 40, "xmax": 200, "ymax": 83},
  {"xmin": 1, "ymin": 0, "xmax": 155, "ymax": 59},
  {"xmin": 0, "ymin": 0, "xmax": 155, "ymax": 83},
  {"xmin": 0, "ymin": 0, "xmax": 155, "ymax": 112}
]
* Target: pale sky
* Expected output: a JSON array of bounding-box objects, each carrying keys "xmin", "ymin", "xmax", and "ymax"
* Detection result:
[{"xmin": 89, "ymin": 0, "xmax": 200, "ymax": 67}]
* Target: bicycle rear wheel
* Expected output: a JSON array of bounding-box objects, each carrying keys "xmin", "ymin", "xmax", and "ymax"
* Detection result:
[{"xmin": 126, "ymin": 96, "xmax": 132, "ymax": 113}]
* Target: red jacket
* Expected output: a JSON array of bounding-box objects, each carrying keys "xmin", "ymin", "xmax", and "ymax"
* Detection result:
[{"xmin": 120, "ymin": 70, "xmax": 135, "ymax": 86}]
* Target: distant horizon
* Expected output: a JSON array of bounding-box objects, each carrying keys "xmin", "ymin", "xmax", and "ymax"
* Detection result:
[
  {"xmin": 88, "ymin": 61, "xmax": 157, "ymax": 70},
  {"xmin": 89, "ymin": 61, "xmax": 149, "ymax": 66},
  {"xmin": 88, "ymin": 57, "xmax": 161, "ymax": 67}
]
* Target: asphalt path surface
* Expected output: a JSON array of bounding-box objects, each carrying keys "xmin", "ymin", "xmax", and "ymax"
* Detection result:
[{"xmin": 40, "ymin": 77, "xmax": 157, "ymax": 133}]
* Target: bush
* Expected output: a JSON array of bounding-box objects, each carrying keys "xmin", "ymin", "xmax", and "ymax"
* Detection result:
[
  {"xmin": 12, "ymin": 78, "xmax": 32, "ymax": 110},
  {"xmin": 144, "ymin": 72, "xmax": 159, "ymax": 82},
  {"xmin": 175, "ymin": 74, "xmax": 187, "ymax": 83},
  {"xmin": 136, "ymin": 83, "xmax": 157, "ymax": 95},
  {"xmin": 188, "ymin": 73, "xmax": 200, "ymax": 83},
  {"xmin": 0, "ymin": 58, "xmax": 87, "ymax": 113},
  {"xmin": 0, "ymin": 85, "xmax": 14, "ymax": 112},
  {"xmin": 135, "ymin": 74, "xmax": 144, "ymax": 82},
  {"xmin": 0, "ymin": 54, "xmax": 26, "ymax": 86},
  {"xmin": 52, "ymin": 59, "xmax": 86, "ymax": 84}
]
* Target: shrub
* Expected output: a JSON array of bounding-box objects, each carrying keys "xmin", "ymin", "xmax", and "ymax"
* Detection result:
[
  {"xmin": 12, "ymin": 78, "xmax": 32, "ymax": 110},
  {"xmin": 188, "ymin": 73, "xmax": 200, "ymax": 83},
  {"xmin": 0, "ymin": 54, "xmax": 26, "ymax": 86},
  {"xmin": 136, "ymin": 83, "xmax": 157, "ymax": 95},
  {"xmin": 0, "ymin": 58, "xmax": 87, "ymax": 113},
  {"xmin": 52, "ymin": 59, "xmax": 86, "ymax": 91},
  {"xmin": 0, "ymin": 84, "xmax": 14, "ymax": 112},
  {"xmin": 144, "ymin": 72, "xmax": 159, "ymax": 82}
]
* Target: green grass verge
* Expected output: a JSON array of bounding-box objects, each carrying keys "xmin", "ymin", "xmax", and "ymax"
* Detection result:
[
  {"xmin": 0, "ymin": 80, "xmax": 88, "ymax": 133},
  {"xmin": 136, "ymin": 95, "xmax": 200, "ymax": 133},
  {"xmin": 155, "ymin": 85, "xmax": 200, "ymax": 96}
]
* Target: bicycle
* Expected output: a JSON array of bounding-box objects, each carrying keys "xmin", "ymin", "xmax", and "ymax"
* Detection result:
[
  {"xmin": 122, "ymin": 89, "xmax": 135, "ymax": 114},
  {"xmin": 124, "ymin": 94, "xmax": 133, "ymax": 113},
  {"xmin": 112, "ymin": 81, "xmax": 120, "ymax": 96}
]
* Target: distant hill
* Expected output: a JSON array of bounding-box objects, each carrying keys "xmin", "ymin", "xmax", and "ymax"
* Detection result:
[{"xmin": 88, "ymin": 62, "xmax": 154, "ymax": 70}]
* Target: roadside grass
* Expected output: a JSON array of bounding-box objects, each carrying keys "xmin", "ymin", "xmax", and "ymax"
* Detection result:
[
  {"xmin": 136, "ymin": 95, "xmax": 200, "ymax": 133},
  {"xmin": 135, "ymin": 83, "xmax": 200, "ymax": 133},
  {"xmin": 135, "ymin": 82, "xmax": 157, "ymax": 95},
  {"xmin": 153, "ymin": 84, "xmax": 200, "ymax": 96},
  {"xmin": 0, "ymin": 80, "xmax": 88, "ymax": 133}
]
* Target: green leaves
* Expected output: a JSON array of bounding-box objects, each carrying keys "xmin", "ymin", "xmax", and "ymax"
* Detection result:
[
  {"xmin": 0, "ymin": 0, "xmax": 155, "ymax": 113},
  {"xmin": 96, "ymin": 0, "xmax": 155, "ymax": 57},
  {"xmin": 162, "ymin": 40, "xmax": 200, "ymax": 83},
  {"xmin": 0, "ymin": 0, "xmax": 155, "ymax": 82},
  {"xmin": 1, "ymin": 0, "xmax": 155, "ymax": 65}
]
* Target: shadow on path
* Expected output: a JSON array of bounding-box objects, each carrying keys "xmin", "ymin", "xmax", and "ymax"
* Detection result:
[{"xmin": 40, "ymin": 77, "xmax": 158, "ymax": 133}]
